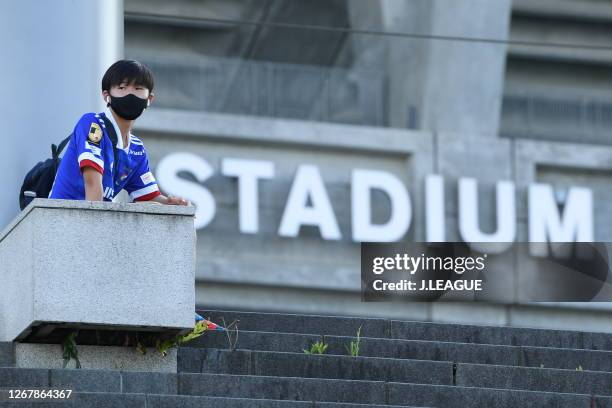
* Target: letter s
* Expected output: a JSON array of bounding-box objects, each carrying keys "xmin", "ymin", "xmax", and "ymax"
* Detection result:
[{"xmin": 156, "ymin": 152, "xmax": 216, "ymax": 230}]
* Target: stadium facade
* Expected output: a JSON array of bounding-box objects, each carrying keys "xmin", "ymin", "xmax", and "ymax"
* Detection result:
[{"xmin": 3, "ymin": 0, "xmax": 612, "ymax": 331}]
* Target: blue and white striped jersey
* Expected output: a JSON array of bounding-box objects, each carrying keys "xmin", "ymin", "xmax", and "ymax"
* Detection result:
[{"xmin": 49, "ymin": 110, "xmax": 161, "ymax": 202}]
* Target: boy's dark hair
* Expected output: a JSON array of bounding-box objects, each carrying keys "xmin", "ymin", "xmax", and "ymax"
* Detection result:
[{"xmin": 101, "ymin": 60, "xmax": 154, "ymax": 92}]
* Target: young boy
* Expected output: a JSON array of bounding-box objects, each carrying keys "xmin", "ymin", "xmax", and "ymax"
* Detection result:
[
  {"xmin": 48, "ymin": 60, "xmax": 225, "ymax": 328},
  {"xmin": 49, "ymin": 59, "xmax": 189, "ymax": 206}
]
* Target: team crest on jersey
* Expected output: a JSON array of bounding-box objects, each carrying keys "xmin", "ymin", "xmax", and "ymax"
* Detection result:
[{"xmin": 88, "ymin": 122, "xmax": 102, "ymax": 144}]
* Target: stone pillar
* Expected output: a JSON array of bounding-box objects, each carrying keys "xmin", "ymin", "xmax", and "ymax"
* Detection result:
[
  {"xmin": 348, "ymin": 0, "xmax": 511, "ymax": 134},
  {"xmin": 0, "ymin": 0, "xmax": 123, "ymax": 229},
  {"xmin": 0, "ymin": 199, "xmax": 195, "ymax": 370}
]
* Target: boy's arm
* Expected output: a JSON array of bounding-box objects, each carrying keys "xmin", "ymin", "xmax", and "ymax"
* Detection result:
[
  {"xmin": 72, "ymin": 113, "xmax": 107, "ymax": 200},
  {"xmin": 82, "ymin": 167, "xmax": 103, "ymax": 201}
]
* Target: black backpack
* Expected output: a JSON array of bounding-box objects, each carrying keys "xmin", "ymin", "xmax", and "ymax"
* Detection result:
[
  {"xmin": 19, "ymin": 135, "xmax": 72, "ymax": 210},
  {"xmin": 19, "ymin": 115, "xmax": 119, "ymax": 210}
]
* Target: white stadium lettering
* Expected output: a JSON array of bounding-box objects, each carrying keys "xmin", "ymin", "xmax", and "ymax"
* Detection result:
[{"xmin": 156, "ymin": 152, "xmax": 594, "ymax": 253}]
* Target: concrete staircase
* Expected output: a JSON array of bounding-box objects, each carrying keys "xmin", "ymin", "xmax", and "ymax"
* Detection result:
[{"xmin": 1, "ymin": 309, "xmax": 612, "ymax": 407}]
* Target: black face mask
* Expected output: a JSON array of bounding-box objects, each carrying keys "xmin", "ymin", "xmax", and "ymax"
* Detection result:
[{"xmin": 107, "ymin": 93, "xmax": 148, "ymax": 120}]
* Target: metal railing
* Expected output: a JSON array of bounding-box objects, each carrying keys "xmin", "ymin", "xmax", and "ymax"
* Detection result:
[{"xmin": 501, "ymin": 94, "xmax": 612, "ymax": 144}]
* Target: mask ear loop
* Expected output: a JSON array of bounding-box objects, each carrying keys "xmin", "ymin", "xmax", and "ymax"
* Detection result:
[{"xmin": 106, "ymin": 96, "xmax": 111, "ymax": 107}]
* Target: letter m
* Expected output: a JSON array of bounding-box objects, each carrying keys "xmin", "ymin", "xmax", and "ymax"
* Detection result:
[{"xmin": 528, "ymin": 183, "xmax": 593, "ymax": 257}]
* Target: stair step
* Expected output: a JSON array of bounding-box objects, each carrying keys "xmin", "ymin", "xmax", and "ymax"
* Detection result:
[
  {"xmin": 0, "ymin": 390, "xmax": 146, "ymax": 408},
  {"xmin": 148, "ymin": 393, "xmax": 420, "ymax": 408},
  {"xmin": 0, "ymin": 363, "xmax": 609, "ymax": 407},
  {"xmin": 178, "ymin": 372, "xmax": 391, "ymax": 405},
  {"xmin": 456, "ymin": 363, "xmax": 612, "ymax": 396},
  {"xmin": 178, "ymin": 373, "xmax": 604, "ymax": 407},
  {"xmin": 178, "ymin": 348, "xmax": 453, "ymax": 385},
  {"xmin": 177, "ymin": 348, "xmax": 612, "ymax": 397},
  {"xmin": 4, "ymin": 307, "xmax": 612, "ymax": 407},
  {"xmin": 198, "ymin": 309, "xmax": 612, "ymax": 350},
  {"xmin": 1, "ymin": 386, "xmax": 605, "ymax": 408},
  {"xmin": 0, "ymin": 390, "xmax": 421, "ymax": 408},
  {"xmin": 386, "ymin": 383, "xmax": 605, "ymax": 408},
  {"xmin": 187, "ymin": 330, "xmax": 612, "ymax": 372},
  {"xmin": 0, "ymin": 368, "xmax": 424, "ymax": 406}
]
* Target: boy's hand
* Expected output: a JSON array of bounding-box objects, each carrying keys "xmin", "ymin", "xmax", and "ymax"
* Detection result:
[
  {"xmin": 150, "ymin": 194, "xmax": 191, "ymax": 206},
  {"xmin": 166, "ymin": 195, "xmax": 191, "ymax": 206}
]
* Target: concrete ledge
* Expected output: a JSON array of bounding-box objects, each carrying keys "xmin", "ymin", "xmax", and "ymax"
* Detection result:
[
  {"xmin": 136, "ymin": 108, "xmax": 430, "ymax": 154},
  {"xmin": 0, "ymin": 198, "xmax": 195, "ymax": 244},
  {"xmin": 0, "ymin": 198, "xmax": 196, "ymax": 342},
  {"xmin": 15, "ymin": 343, "xmax": 177, "ymax": 372}
]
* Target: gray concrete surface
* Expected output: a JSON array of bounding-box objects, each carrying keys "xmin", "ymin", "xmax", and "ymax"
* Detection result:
[
  {"xmin": 132, "ymin": 108, "xmax": 612, "ymax": 331},
  {"xmin": 0, "ymin": 199, "xmax": 196, "ymax": 342},
  {"xmin": 347, "ymin": 0, "xmax": 512, "ymax": 134},
  {"xmin": 15, "ymin": 343, "xmax": 177, "ymax": 372},
  {"xmin": 0, "ymin": 0, "xmax": 122, "ymax": 228}
]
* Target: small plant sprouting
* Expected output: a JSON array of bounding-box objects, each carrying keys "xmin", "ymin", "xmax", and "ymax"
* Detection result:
[
  {"xmin": 136, "ymin": 340, "xmax": 146, "ymax": 355},
  {"xmin": 576, "ymin": 365, "xmax": 583, "ymax": 371},
  {"xmin": 539, "ymin": 364, "xmax": 545, "ymax": 368},
  {"xmin": 304, "ymin": 336, "xmax": 329, "ymax": 355},
  {"xmin": 156, "ymin": 319, "xmax": 209, "ymax": 357},
  {"xmin": 61, "ymin": 330, "xmax": 81, "ymax": 369},
  {"xmin": 345, "ymin": 325, "xmax": 362, "ymax": 357},
  {"xmin": 220, "ymin": 317, "xmax": 239, "ymax": 351},
  {"xmin": 156, "ymin": 316, "xmax": 238, "ymax": 356}
]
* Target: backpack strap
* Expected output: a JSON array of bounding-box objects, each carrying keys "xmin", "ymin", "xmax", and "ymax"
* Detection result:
[
  {"xmin": 51, "ymin": 134, "xmax": 72, "ymax": 161},
  {"xmin": 101, "ymin": 114, "xmax": 120, "ymax": 180},
  {"xmin": 56, "ymin": 134, "xmax": 72, "ymax": 154}
]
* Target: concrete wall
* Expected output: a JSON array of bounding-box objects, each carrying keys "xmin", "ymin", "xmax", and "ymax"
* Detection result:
[
  {"xmin": 136, "ymin": 108, "xmax": 432, "ymax": 293},
  {"xmin": 3, "ymin": 0, "xmax": 610, "ymax": 332},
  {"xmin": 135, "ymin": 108, "xmax": 612, "ymax": 331}
]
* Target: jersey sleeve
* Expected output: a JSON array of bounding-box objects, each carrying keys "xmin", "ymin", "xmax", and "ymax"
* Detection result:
[
  {"xmin": 74, "ymin": 114, "xmax": 106, "ymax": 175},
  {"xmin": 124, "ymin": 151, "xmax": 161, "ymax": 202}
]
